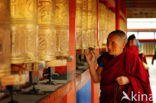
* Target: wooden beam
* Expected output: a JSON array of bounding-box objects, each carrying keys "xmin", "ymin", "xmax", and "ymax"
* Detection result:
[{"xmin": 128, "ymin": 29, "xmax": 156, "ymax": 32}]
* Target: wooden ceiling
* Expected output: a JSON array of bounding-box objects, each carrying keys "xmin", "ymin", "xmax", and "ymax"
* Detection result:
[{"xmin": 126, "ymin": 0, "xmax": 156, "ymax": 18}]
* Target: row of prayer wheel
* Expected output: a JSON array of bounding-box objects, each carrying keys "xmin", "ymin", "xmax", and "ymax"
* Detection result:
[
  {"xmin": 76, "ymin": 0, "xmax": 97, "ymax": 50},
  {"xmin": 10, "ymin": 0, "xmax": 69, "ymax": 64},
  {"xmin": 0, "ymin": 0, "xmax": 69, "ymax": 78},
  {"xmin": 99, "ymin": 3, "xmax": 116, "ymax": 48},
  {"xmin": 0, "ymin": 0, "xmax": 126, "ymax": 78}
]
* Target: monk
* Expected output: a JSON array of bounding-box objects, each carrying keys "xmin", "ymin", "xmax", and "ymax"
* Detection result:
[
  {"xmin": 126, "ymin": 34, "xmax": 149, "ymax": 71},
  {"xmin": 86, "ymin": 30, "xmax": 153, "ymax": 103},
  {"xmin": 126, "ymin": 34, "xmax": 139, "ymax": 56}
]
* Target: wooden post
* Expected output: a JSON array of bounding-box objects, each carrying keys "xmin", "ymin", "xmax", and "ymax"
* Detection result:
[{"xmin": 115, "ymin": 0, "xmax": 120, "ymax": 30}]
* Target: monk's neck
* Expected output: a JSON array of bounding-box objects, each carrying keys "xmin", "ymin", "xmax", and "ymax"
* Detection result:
[{"xmin": 113, "ymin": 50, "xmax": 124, "ymax": 57}]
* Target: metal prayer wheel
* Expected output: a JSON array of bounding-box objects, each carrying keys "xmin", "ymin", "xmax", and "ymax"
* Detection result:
[
  {"xmin": 56, "ymin": 0, "xmax": 69, "ymax": 57},
  {"xmin": 88, "ymin": 0, "xmax": 94, "ymax": 48},
  {"xmin": 0, "ymin": 0, "xmax": 11, "ymax": 78},
  {"xmin": 99, "ymin": 3, "xmax": 107, "ymax": 48},
  {"xmin": 108, "ymin": 9, "xmax": 115, "ymax": 35},
  {"xmin": 120, "ymin": 18, "xmax": 127, "ymax": 33},
  {"xmin": 92, "ymin": 0, "xmax": 97, "ymax": 48},
  {"xmin": 82, "ymin": 0, "xmax": 88, "ymax": 49},
  {"xmin": 98, "ymin": 3, "xmax": 103, "ymax": 48},
  {"xmin": 10, "ymin": 0, "xmax": 38, "ymax": 64},
  {"xmin": 38, "ymin": 0, "xmax": 56, "ymax": 61},
  {"xmin": 76, "ymin": 0, "xmax": 83, "ymax": 50}
]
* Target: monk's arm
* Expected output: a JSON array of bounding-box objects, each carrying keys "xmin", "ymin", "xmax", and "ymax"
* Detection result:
[
  {"xmin": 85, "ymin": 51, "xmax": 103, "ymax": 83},
  {"xmin": 89, "ymin": 65, "xmax": 103, "ymax": 83}
]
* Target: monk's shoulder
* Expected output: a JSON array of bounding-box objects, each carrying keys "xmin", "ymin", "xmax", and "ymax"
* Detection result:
[
  {"xmin": 126, "ymin": 49, "xmax": 139, "ymax": 61},
  {"xmin": 97, "ymin": 52, "xmax": 109, "ymax": 65},
  {"xmin": 98, "ymin": 52, "xmax": 109, "ymax": 60}
]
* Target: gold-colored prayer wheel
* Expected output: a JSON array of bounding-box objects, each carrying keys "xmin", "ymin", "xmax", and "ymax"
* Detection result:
[
  {"xmin": 88, "ymin": 0, "xmax": 93, "ymax": 48},
  {"xmin": 98, "ymin": 3, "xmax": 102, "ymax": 48},
  {"xmin": 76, "ymin": 0, "xmax": 83, "ymax": 50},
  {"xmin": 120, "ymin": 18, "xmax": 127, "ymax": 33},
  {"xmin": 56, "ymin": 0, "xmax": 69, "ymax": 57},
  {"xmin": 10, "ymin": 0, "xmax": 38, "ymax": 64},
  {"xmin": 99, "ymin": 3, "xmax": 107, "ymax": 48},
  {"xmin": 38, "ymin": 0, "xmax": 56, "ymax": 61},
  {"xmin": 0, "ymin": 0, "xmax": 11, "ymax": 78},
  {"xmin": 82, "ymin": 0, "xmax": 88, "ymax": 49},
  {"xmin": 108, "ymin": 9, "xmax": 115, "ymax": 35},
  {"xmin": 92, "ymin": 0, "xmax": 97, "ymax": 48}
]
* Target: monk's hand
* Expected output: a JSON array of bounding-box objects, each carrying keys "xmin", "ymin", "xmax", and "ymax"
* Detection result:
[
  {"xmin": 85, "ymin": 51, "xmax": 97, "ymax": 68},
  {"xmin": 116, "ymin": 76, "xmax": 129, "ymax": 85}
]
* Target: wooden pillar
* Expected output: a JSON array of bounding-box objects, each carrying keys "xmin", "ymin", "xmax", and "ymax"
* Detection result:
[
  {"xmin": 115, "ymin": 0, "xmax": 120, "ymax": 30},
  {"xmin": 63, "ymin": 0, "xmax": 76, "ymax": 103}
]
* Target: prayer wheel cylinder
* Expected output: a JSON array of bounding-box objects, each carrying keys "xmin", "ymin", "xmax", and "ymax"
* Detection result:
[
  {"xmin": 38, "ymin": 0, "xmax": 56, "ymax": 61},
  {"xmin": 120, "ymin": 18, "xmax": 127, "ymax": 33},
  {"xmin": 10, "ymin": 0, "xmax": 38, "ymax": 63},
  {"xmin": 82, "ymin": 0, "xmax": 88, "ymax": 49},
  {"xmin": 99, "ymin": 3, "xmax": 107, "ymax": 48},
  {"xmin": 76, "ymin": 0, "xmax": 83, "ymax": 50},
  {"xmin": 92, "ymin": 0, "xmax": 97, "ymax": 48},
  {"xmin": 0, "ymin": 0, "xmax": 11, "ymax": 78},
  {"xmin": 108, "ymin": 9, "xmax": 115, "ymax": 35},
  {"xmin": 56, "ymin": 0, "xmax": 69, "ymax": 57},
  {"xmin": 88, "ymin": 0, "xmax": 93, "ymax": 48},
  {"xmin": 98, "ymin": 3, "xmax": 102, "ymax": 48}
]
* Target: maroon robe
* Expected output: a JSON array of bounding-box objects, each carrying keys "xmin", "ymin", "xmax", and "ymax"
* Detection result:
[
  {"xmin": 125, "ymin": 45, "xmax": 139, "ymax": 56},
  {"xmin": 97, "ymin": 48, "xmax": 152, "ymax": 103}
]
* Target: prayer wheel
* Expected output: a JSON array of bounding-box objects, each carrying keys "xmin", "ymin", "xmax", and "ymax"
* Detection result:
[
  {"xmin": 82, "ymin": 0, "xmax": 88, "ymax": 49},
  {"xmin": 92, "ymin": 0, "xmax": 97, "ymax": 48},
  {"xmin": 99, "ymin": 3, "xmax": 107, "ymax": 48},
  {"xmin": 56, "ymin": 0, "xmax": 69, "ymax": 57},
  {"xmin": 76, "ymin": 0, "xmax": 83, "ymax": 50},
  {"xmin": 10, "ymin": 0, "xmax": 38, "ymax": 63},
  {"xmin": 120, "ymin": 18, "xmax": 127, "ymax": 33},
  {"xmin": 88, "ymin": 0, "xmax": 93, "ymax": 48},
  {"xmin": 98, "ymin": 3, "xmax": 103, "ymax": 48},
  {"xmin": 38, "ymin": 0, "xmax": 56, "ymax": 61},
  {"xmin": 0, "ymin": 0, "xmax": 11, "ymax": 78},
  {"xmin": 108, "ymin": 9, "xmax": 115, "ymax": 35}
]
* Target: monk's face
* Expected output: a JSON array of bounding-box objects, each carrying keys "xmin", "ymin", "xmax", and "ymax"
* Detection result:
[
  {"xmin": 129, "ymin": 39, "xmax": 136, "ymax": 46},
  {"xmin": 107, "ymin": 34, "xmax": 125, "ymax": 56}
]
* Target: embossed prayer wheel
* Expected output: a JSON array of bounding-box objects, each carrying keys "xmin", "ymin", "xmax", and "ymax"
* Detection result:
[
  {"xmin": 56, "ymin": 0, "xmax": 69, "ymax": 57},
  {"xmin": 82, "ymin": 0, "xmax": 88, "ymax": 49},
  {"xmin": 92, "ymin": 0, "xmax": 97, "ymax": 48},
  {"xmin": 76, "ymin": 0, "xmax": 83, "ymax": 50},
  {"xmin": 99, "ymin": 3, "xmax": 107, "ymax": 48},
  {"xmin": 120, "ymin": 18, "xmax": 127, "ymax": 33},
  {"xmin": 0, "ymin": 0, "xmax": 11, "ymax": 78},
  {"xmin": 88, "ymin": 0, "xmax": 93, "ymax": 48},
  {"xmin": 10, "ymin": 0, "xmax": 38, "ymax": 63},
  {"xmin": 38, "ymin": 0, "xmax": 56, "ymax": 61},
  {"xmin": 108, "ymin": 9, "xmax": 115, "ymax": 35}
]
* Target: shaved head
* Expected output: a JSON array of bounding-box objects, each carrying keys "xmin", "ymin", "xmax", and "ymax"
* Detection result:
[
  {"xmin": 108, "ymin": 30, "xmax": 127, "ymax": 44},
  {"xmin": 107, "ymin": 30, "xmax": 127, "ymax": 56}
]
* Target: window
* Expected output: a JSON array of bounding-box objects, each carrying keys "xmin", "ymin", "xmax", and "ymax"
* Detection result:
[
  {"xmin": 138, "ymin": 32, "xmax": 155, "ymax": 39},
  {"xmin": 127, "ymin": 18, "xmax": 156, "ymax": 29}
]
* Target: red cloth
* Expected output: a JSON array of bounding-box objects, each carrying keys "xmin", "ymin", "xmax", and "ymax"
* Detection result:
[
  {"xmin": 125, "ymin": 45, "xmax": 139, "ymax": 56},
  {"xmin": 98, "ymin": 48, "xmax": 152, "ymax": 103}
]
